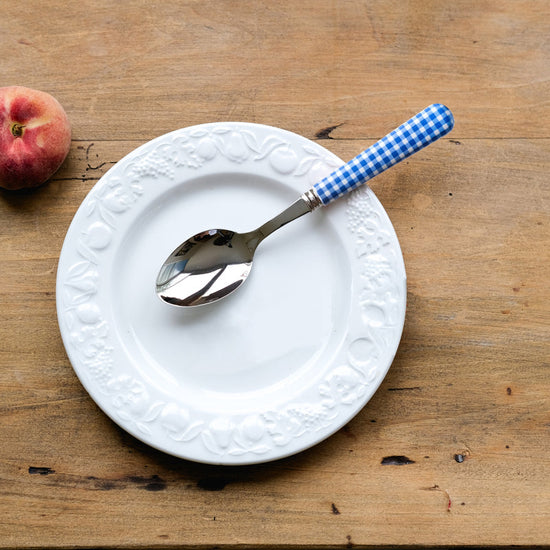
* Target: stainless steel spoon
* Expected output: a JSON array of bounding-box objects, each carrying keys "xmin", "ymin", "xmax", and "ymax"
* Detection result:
[{"xmin": 156, "ymin": 104, "xmax": 454, "ymax": 307}]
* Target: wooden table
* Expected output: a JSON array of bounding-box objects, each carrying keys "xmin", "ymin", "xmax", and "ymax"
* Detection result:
[{"xmin": 1, "ymin": 1, "xmax": 549, "ymax": 548}]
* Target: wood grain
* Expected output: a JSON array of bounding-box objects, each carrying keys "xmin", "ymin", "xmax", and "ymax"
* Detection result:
[
  {"xmin": 1, "ymin": 0, "xmax": 549, "ymax": 141},
  {"xmin": 1, "ymin": 0, "xmax": 549, "ymax": 548}
]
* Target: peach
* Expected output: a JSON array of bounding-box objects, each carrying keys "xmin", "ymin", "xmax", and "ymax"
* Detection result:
[{"xmin": 0, "ymin": 86, "xmax": 71, "ymax": 190}]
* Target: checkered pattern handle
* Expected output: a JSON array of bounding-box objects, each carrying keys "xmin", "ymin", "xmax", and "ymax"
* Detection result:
[{"xmin": 313, "ymin": 103, "xmax": 454, "ymax": 205}]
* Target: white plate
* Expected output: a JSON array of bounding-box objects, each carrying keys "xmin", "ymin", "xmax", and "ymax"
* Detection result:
[{"xmin": 56, "ymin": 123, "xmax": 406, "ymax": 465}]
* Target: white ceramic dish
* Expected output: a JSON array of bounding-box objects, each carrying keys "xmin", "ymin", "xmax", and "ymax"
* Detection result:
[{"xmin": 56, "ymin": 122, "xmax": 406, "ymax": 465}]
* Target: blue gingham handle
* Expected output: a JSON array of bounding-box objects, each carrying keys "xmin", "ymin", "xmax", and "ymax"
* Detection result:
[{"xmin": 313, "ymin": 103, "xmax": 454, "ymax": 205}]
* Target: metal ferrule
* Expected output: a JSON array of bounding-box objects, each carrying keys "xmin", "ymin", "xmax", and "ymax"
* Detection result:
[{"xmin": 301, "ymin": 188, "xmax": 323, "ymax": 211}]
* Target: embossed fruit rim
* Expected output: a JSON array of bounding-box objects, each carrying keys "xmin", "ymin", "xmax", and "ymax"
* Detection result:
[{"xmin": 57, "ymin": 123, "xmax": 406, "ymax": 464}]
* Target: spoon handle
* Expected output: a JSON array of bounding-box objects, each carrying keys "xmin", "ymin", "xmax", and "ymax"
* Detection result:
[{"xmin": 312, "ymin": 103, "xmax": 454, "ymax": 206}]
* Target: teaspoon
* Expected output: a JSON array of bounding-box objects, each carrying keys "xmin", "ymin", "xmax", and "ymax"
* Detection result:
[{"xmin": 156, "ymin": 104, "xmax": 454, "ymax": 307}]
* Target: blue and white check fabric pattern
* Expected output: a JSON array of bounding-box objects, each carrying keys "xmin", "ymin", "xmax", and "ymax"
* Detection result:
[{"xmin": 313, "ymin": 103, "xmax": 454, "ymax": 205}]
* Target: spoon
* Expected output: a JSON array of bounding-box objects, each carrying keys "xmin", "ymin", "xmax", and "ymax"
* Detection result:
[{"xmin": 156, "ymin": 103, "xmax": 454, "ymax": 307}]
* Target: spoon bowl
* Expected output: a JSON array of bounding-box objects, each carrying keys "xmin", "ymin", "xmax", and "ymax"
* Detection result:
[{"xmin": 156, "ymin": 229, "xmax": 253, "ymax": 307}]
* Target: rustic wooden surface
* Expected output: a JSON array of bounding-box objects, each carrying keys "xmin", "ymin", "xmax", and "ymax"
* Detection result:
[{"xmin": 1, "ymin": 0, "xmax": 549, "ymax": 548}]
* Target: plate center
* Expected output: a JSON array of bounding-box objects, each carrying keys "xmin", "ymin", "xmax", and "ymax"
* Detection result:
[{"xmin": 111, "ymin": 173, "xmax": 351, "ymax": 413}]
